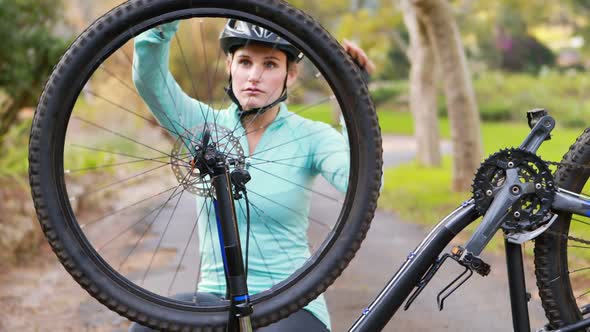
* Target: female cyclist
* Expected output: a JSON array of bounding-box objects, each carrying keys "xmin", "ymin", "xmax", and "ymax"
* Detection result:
[{"xmin": 129, "ymin": 19, "xmax": 374, "ymax": 331}]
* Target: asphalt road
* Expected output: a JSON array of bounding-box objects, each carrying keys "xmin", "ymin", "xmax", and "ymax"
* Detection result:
[{"xmin": 323, "ymin": 135, "xmax": 547, "ymax": 331}]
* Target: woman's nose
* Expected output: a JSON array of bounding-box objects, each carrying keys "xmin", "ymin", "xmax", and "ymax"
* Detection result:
[{"xmin": 248, "ymin": 65, "xmax": 264, "ymax": 82}]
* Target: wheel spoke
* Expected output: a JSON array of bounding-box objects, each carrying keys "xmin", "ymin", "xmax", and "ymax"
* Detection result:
[
  {"xmin": 140, "ymin": 189, "xmax": 186, "ymax": 285},
  {"xmin": 81, "ymin": 184, "xmax": 179, "ymax": 228},
  {"xmin": 235, "ymin": 153, "xmax": 348, "ymax": 182},
  {"xmin": 249, "ymin": 203, "xmax": 298, "ymax": 271},
  {"xmin": 69, "ymin": 163, "xmax": 170, "ymax": 202},
  {"xmin": 167, "ymin": 192, "xmax": 211, "ymax": 297},
  {"xmin": 572, "ymin": 217, "xmax": 590, "ymax": 228},
  {"xmin": 570, "ymin": 266, "xmax": 590, "ymax": 274},
  {"xmin": 196, "ymin": 20, "xmax": 222, "ymax": 145},
  {"xmin": 72, "ymin": 116, "xmax": 185, "ymax": 162},
  {"xmin": 130, "ymin": 36, "xmax": 208, "ymax": 153},
  {"xmin": 248, "ymin": 188, "xmax": 331, "ymax": 230},
  {"xmin": 84, "ymin": 89, "xmax": 187, "ymax": 136},
  {"xmin": 237, "ymin": 202, "xmax": 278, "ymax": 285},
  {"xmin": 577, "ymin": 288, "xmax": 590, "ymax": 300},
  {"xmin": 193, "ymin": 195, "xmax": 217, "ymax": 303},
  {"xmin": 246, "ymin": 199, "xmax": 313, "ymax": 249},
  {"xmin": 220, "ymin": 95, "xmax": 333, "ymax": 157},
  {"xmin": 98, "ymin": 66, "xmax": 140, "ymax": 97},
  {"xmin": 172, "ymin": 27, "xmax": 214, "ymax": 131},
  {"xmin": 67, "ymin": 143, "xmax": 188, "ymax": 164},
  {"xmin": 118, "ymin": 183, "xmax": 187, "ymax": 272},
  {"xmin": 67, "ymin": 155, "xmax": 175, "ymax": 173},
  {"xmin": 248, "ymin": 149, "xmax": 347, "ymax": 166},
  {"xmin": 248, "ymin": 165, "xmax": 344, "ymax": 204},
  {"xmin": 97, "ymin": 189, "xmax": 185, "ymax": 252},
  {"xmin": 247, "ymin": 127, "xmax": 330, "ymax": 158}
]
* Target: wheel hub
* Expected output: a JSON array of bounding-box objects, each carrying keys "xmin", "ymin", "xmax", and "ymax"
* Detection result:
[{"xmin": 170, "ymin": 124, "xmax": 246, "ymax": 197}]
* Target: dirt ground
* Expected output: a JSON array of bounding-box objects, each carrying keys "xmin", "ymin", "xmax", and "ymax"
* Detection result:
[{"xmin": 0, "ymin": 245, "xmax": 130, "ymax": 332}]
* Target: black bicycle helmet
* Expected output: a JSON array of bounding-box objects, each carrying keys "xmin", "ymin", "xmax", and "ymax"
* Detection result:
[{"xmin": 220, "ymin": 19, "xmax": 303, "ymax": 63}]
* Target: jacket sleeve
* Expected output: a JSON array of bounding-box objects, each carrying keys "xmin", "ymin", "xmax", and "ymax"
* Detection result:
[
  {"xmin": 310, "ymin": 120, "xmax": 350, "ymax": 193},
  {"xmin": 132, "ymin": 21, "xmax": 213, "ymax": 138}
]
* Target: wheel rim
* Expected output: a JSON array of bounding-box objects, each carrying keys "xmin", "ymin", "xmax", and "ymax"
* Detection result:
[{"xmin": 40, "ymin": 7, "xmax": 378, "ymax": 322}]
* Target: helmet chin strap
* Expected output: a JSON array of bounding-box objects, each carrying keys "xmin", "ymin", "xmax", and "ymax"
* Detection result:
[
  {"xmin": 224, "ymin": 80, "xmax": 288, "ymax": 120},
  {"xmin": 225, "ymin": 56, "xmax": 289, "ymax": 120}
]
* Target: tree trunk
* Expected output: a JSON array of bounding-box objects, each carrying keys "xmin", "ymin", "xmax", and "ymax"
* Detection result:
[
  {"xmin": 401, "ymin": 0, "xmax": 441, "ymax": 167},
  {"xmin": 0, "ymin": 97, "xmax": 26, "ymax": 148},
  {"xmin": 412, "ymin": 0, "xmax": 483, "ymax": 191}
]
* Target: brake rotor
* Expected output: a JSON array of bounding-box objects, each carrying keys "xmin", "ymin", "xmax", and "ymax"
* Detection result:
[{"xmin": 170, "ymin": 124, "xmax": 245, "ymax": 197}]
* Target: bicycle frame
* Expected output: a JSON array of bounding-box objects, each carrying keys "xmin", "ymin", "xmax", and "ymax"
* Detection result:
[
  {"xmin": 349, "ymin": 188, "xmax": 590, "ymax": 332},
  {"xmin": 349, "ymin": 113, "xmax": 590, "ymax": 332},
  {"xmin": 214, "ymin": 111, "xmax": 590, "ymax": 332}
]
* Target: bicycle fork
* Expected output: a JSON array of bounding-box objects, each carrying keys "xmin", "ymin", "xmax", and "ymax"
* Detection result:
[
  {"xmin": 212, "ymin": 165, "xmax": 253, "ymax": 332},
  {"xmin": 193, "ymin": 128, "xmax": 253, "ymax": 332}
]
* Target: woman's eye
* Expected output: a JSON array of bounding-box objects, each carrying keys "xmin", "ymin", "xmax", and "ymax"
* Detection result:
[
  {"xmin": 239, "ymin": 59, "xmax": 251, "ymax": 66},
  {"xmin": 264, "ymin": 62, "xmax": 277, "ymax": 69}
]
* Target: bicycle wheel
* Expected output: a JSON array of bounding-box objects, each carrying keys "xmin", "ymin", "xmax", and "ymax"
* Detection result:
[
  {"xmin": 535, "ymin": 128, "xmax": 590, "ymax": 329},
  {"xmin": 28, "ymin": 0, "xmax": 382, "ymax": 330}
]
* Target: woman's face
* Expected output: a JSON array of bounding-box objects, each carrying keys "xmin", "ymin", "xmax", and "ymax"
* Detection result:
[{"xmin": 227, "ymin": 43, "xmax": 298, "ymax": 111}]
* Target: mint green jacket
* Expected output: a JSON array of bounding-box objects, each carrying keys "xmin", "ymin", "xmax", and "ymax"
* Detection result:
[{"xmin": 133, "ymin": 22, "xmax": 350, "ymax": 330}]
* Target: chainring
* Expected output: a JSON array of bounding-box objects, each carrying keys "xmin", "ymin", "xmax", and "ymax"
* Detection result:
[{"xmin": 472, "ymin": 148, "xmax": 556, "ymax": 232}]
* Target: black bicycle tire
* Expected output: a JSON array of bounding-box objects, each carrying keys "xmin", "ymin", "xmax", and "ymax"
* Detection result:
[
  {"xmin": 28, "ymin": 0, "xmax": 382, "ymax": 331},
  {"xmin": 534, "ymin": 128, "xmax": 590, "ymax": 329}
]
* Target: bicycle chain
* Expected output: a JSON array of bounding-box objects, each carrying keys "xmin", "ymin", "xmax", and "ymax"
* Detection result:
[
  {"xmin": 543, "ymin": 229, "xmax": 590, "ymax": 246},
  {"xmin": 543, "ymin": 159, "xmax": 590, "ymax": 171},
  {"xmin": 526, "ymin": 158, "xmax": 590, "ymax": 245}
]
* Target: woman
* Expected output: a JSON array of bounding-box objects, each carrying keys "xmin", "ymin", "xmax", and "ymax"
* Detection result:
[{"xmin": 130, "ymin": 19, "xmax": 374, "ymax": 331}]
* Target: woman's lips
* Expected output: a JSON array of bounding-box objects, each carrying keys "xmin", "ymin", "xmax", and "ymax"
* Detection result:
[{"xmin": 243, "ymin": 88, "xmax": 263, "ymax": 94}]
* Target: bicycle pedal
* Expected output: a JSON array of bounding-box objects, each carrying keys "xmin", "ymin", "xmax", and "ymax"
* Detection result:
[{"xmin": 451, "ymin": 246, "xmax": 491, "ymax": 277}]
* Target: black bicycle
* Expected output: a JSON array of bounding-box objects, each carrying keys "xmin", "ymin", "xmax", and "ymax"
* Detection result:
[{"xmin": 28, "ymin": 1, "xmax": 590, "ymax": 331}]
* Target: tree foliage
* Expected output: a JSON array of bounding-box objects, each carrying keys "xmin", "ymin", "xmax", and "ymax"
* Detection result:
[
  {"xmin": 335, "ymin": 2, "xmax": 407, "ymax": 80},
  {"xmin": 0, "ymin": 0, "xmax": 70, "ymax": 145}
]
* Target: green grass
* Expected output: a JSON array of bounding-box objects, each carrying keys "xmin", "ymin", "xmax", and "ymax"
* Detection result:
[
  {"xmin": 290, "ymin": 103, "xmax": 425, "ymax": 135},
  {"xmin": 294, "ymin": 103, "xmax": 579, "ymax": 161}
]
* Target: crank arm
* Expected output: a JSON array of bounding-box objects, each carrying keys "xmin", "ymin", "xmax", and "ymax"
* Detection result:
[{"xmin": 464, "ymin": 168, "xmax": 521, "ymax": 256}]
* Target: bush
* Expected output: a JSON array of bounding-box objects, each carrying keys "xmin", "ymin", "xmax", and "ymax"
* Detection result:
[
  {"xmin": 0, "ymin": 119, "xmax": 32, "ymax": 179},
  {"xmin": 350, "ymin": 71, "xmax": 590, "ymax": 128},
  {"xmin": 428, "ymin": 70, "xmax": 590, "ymax": 127},
  {"xmin": 369, "ymin": 81, "xmax": 408, "ymax": 107},
  {"xmin": 472, "ymin": 71, "xmax": 590, "ymax": 125}
]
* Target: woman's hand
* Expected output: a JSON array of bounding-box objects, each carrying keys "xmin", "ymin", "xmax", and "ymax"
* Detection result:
[{"xmin": 342, "ymin": 39, "xmax": 376, "ymax": 76}]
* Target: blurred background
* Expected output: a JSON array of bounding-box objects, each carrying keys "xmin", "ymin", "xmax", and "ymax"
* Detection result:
[{"xmin": 2, "ymin": 0, "xmax": 590, "ymax": 330}]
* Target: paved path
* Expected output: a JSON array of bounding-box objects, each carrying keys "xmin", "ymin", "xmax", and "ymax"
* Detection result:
[
  {"xmin": 324, "ymin": 135, "xmax": 547, "ymax": 331},
  {"xmin": 0, "ymin": 135, "xmax": 551, "ymax": 331}
]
